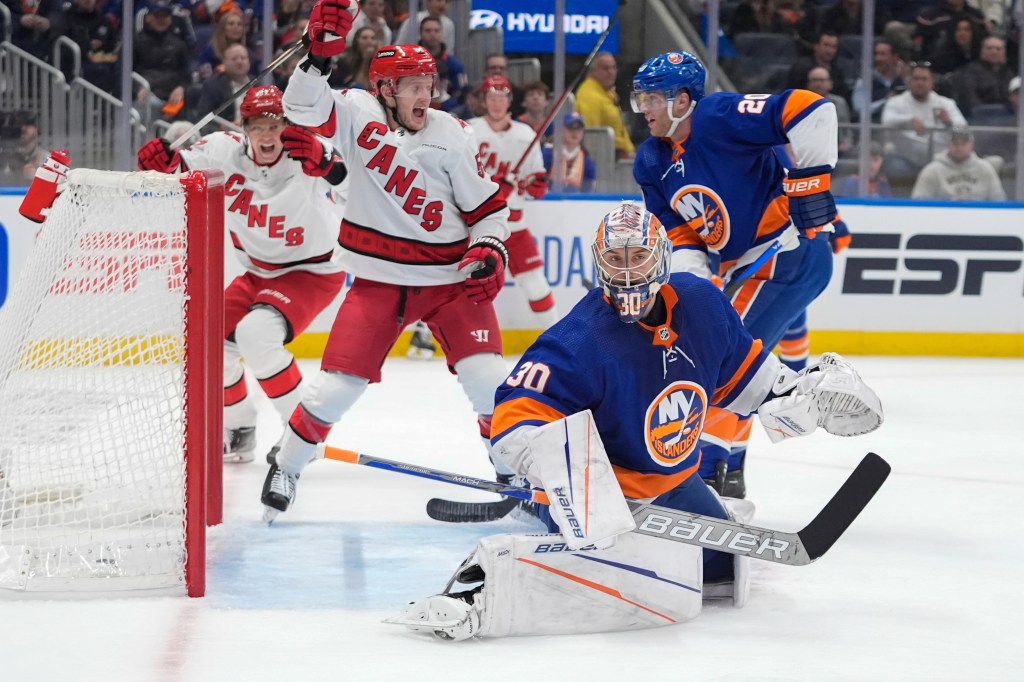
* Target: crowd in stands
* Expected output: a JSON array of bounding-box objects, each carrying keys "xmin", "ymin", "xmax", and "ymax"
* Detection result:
[{"xmin": 1, "ymin": 0, "xmax": 1021, "ymax": 198}]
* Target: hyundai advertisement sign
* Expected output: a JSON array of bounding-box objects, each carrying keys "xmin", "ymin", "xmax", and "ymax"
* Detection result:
[{"xmin": 469, "ymin": 0, "xmax": 620, "ymax": 54}]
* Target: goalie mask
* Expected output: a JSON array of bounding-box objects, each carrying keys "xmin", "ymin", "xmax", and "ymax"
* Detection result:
[{"xmin": 592, "ymin": 202, "xmax": 672, "ymax": 323}]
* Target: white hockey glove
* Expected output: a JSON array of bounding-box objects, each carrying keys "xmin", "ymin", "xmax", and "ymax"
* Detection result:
[{"xmin": 757, "ymin": 353, "xmax": 883, "ymax": 444}]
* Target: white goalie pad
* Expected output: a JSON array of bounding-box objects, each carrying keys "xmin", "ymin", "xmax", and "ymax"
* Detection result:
[
  {"xmin": 757, "ymin": 353, "xmax": 883, "ymax": 443},
  {"xmin": 469, "ymin": 532, "xmax": 702, "ymax": 638},
  {"xmin": 524, "ymin": 410, "xmax": 635, "ymax": 549}
]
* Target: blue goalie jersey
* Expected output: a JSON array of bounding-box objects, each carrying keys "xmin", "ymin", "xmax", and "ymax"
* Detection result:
[
  {"xmin": 634, "ymin": 90, "xmax": 831, "ymax": 272},
  {"xmin": 491, "ymin": 273, "xmax": 776, "ymax": 500}
]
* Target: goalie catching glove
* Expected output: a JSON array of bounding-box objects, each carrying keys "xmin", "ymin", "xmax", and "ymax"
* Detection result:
[{"xmin": 757, "ymin": 352, "xmax": 883, "ymax": 443}]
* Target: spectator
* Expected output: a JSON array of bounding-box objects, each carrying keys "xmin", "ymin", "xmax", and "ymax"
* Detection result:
[
  {"xmin": 914, "ymin": 0, "xmax": 985, "ymax": 59},
  {"xmin": 484, "ymin": 53, "xmax": 525, "ymax": 116},
  {"xmin": 836, "ymin": 141, "xmax": 893, "ymax": 197},
  {"xmin": 542, "ymin": 112, "xmax": 596, "ymax": 193},
  {"xmin": 53, "ymin": 0, "xmax": 119, "ymax": 93},
  {"xmin": 881, "ymin": 62, "xmax": 967, "ymax": 172},
  {"xmin": 785, "ymin": 31, "xmax": 852, "ymax": 106},
  {"xmin": 0, "ymin": 111, "xmax": 43, "ymax": 186},
  {"xmin": 329, "ymin": 26, "xmax": 378, "ymax": 90},
  {"xmin": 516, "ymin": 81, "xmax": 553, "ymax": 143},
  {"xmin": 911, "ymin": 126, "xmax": 1006, "ymax": 200},
  {"xmin": 195, "ymin": 43, "xmax": 250, "ymax": 126},
  {"xmin": 271, "ymin": 45, "xmax": 303, "ymax": 92},
  {"xmin": 417, "ymin": 16, "xmax": 465, "ymax": 102},
  {"xmin": 4, "ymin": 0, "xmax": 55, "ymax": 62},
  {"xmin": 819, "ymin": 0, "xmax": 891, "ymax": 36},
  {"xmin": 351, "ymin": 0, "xmax": 392, "ymax": 46},
  {"xmin": 807, "ymin": 67, "xmax": 853, "ymax": 155},
  {"xmin": 397, "ymin": 0, "xmax": 455, "ymax": 50},
  {"xmin": 852, "ymin": 39, "xmax": 907, "ymax": 122},
  {"xmin": 930, "ymin": 17, "xmax": 984, "ymax": 74},
  {"xmin": 196, "ymin": 11, "xmax": 251, "ymax": 81},
  {"xmin": 952, "ymin": 36, "xmax": 1016, "ymax": 117},
  {"xmin": 449, "ymin": 80, "xmax": 486, "ymax": 121},
  {"xmin": 134, "ymin": 0, "xmax": 193, "ymax": 122},
  {"xmin": 272, "ymin": 0, "xmax": 304, "ymax": 50},
  {"xmin": 727, "ymin": 0, "xmax": 793, "ymax": 37},
  {"xmin": 576, "ymin": 52, "xmax": 634, "ymax": 160}
]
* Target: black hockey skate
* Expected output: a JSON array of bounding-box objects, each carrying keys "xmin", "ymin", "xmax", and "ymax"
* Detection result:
[
  {"xmin": 261, "ymin": 463, "xmax": 299, "ymax": 524},
  {"xmin": 224, "ymin": 426, "xmax": 256, "ymax": 463},
  {"xmin": 407, "ymin": 321, "xmax": 437, "ymax": 359},
  {"xmin": 703, "ymin": 459, "xmax": 746, "ymax": 499}
]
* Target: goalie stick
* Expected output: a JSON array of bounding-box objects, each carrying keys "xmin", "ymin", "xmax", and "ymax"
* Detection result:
[{"xmin": 314, "ymin": 444, "xmax": 890, "ymax": 566}]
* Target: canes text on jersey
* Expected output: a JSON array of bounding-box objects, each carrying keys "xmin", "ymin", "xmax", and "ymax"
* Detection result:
[
  {"xmin": 225, "ymin": 174, "xmax": 305, "ymax": 246},
  {"xmin": 357, "ymin": 122, "xmax": 443, "ymax": 231}
]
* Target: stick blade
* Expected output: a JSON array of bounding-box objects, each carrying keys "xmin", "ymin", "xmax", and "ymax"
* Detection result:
[
  {"xmin": 425, "ymin": 496, "xmax": 519, "ymax": 523},
  {"xmin": 798, "ymin": 452, "xmax": 891, "ymax": 562}
]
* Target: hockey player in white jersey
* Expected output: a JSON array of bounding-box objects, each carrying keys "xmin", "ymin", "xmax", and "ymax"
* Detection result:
[
  {"xmin": 137, "ymin": 85, "xmax": 349, "ymax": 463},
  {"xmin": 469, "ymin": 75, "xmax": 557, "ymax": 328},
  {"xmin": 260, "ymin": 0, "xmax": 513, "ymax": 521}
]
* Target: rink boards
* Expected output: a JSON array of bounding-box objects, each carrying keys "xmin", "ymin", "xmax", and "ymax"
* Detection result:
[{"xmin": 2, "ymin": 192, "xmax": 1022, "ymax": 357}]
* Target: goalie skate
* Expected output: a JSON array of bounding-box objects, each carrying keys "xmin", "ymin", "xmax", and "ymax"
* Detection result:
[{"xmin": 384, "ymin": 593, "xmax": 480, "ymax": 641}]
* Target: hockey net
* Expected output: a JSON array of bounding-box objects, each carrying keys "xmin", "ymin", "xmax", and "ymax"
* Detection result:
[{"xmin": 0, "ymin": 168, "xmax": 224, "ymax": 596}]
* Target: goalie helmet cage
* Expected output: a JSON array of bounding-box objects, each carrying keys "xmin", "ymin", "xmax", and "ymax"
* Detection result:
[{"xmin": 0, "ymin": 168, "xmax": 224, "ymax": 597}]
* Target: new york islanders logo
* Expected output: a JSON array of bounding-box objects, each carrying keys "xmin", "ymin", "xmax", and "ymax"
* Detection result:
[
  {"xmin": 644, "ymin": 381, "xmax": 707, "ymax": 467},
  {"xmin": 671, "ymin": 185, "xmax": 730, "ymax": 250}
]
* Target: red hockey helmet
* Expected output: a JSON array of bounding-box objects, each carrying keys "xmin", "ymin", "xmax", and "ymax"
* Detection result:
[
  {"xmin": 480, "ymin": 75, "xmax": 512, "ymax": 95},
  {"xmin": 369, "ymin": 45, "xmax": 438, "ymax": 96},
  {"xmin": 240, "ymin": 85, "xmax": 284, "ymax": 122}
]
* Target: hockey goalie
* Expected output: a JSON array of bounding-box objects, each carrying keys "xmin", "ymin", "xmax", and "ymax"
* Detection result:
[{"xmin": 388, "ymin": 201, "xmax": 883, "ymax": 641}]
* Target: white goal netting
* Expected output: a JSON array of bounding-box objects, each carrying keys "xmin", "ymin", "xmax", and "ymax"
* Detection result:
[{"xmin": 0, "ymin": 169, "xmax": 200, "ymax": 593}]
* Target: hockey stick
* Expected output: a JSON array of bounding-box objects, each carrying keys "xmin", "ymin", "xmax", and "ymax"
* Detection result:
[
  {"xmin": 510, "ymin": 16, "xmax": 619, "ymax": 176},
  {"xmin": 723, "ymin": 239, "xmax": 783, "ymax": 298},
  {"xmin": 315, "ymin": 444, "xmax": 890, "ymax": 566},
  {"xmin": 168, "ymin": 41, "xmax": 304, "ymax": 151}
]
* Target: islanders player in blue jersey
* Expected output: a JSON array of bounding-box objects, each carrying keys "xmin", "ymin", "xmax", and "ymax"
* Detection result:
[
  {"xmin": 388, "ymin": 203, "xmax": 882, "ymax": 641},
  {"xmin": 631, "ymin": 51, "xmax": 840, "ymax": 499}
]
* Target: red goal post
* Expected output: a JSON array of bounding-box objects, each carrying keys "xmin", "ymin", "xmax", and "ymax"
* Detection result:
[{"xmin": 0, "ymin": 168, "xmax": 224, "ymax": 597}]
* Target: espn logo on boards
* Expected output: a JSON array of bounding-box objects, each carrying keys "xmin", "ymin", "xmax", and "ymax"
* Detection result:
[{"xmin": 843, "ymin": 233, "xmax": 1024, "ymax": 296}]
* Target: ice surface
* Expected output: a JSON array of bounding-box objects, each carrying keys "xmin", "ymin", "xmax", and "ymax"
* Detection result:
[{"xmin": 2, "ymin": 356, "xmax": 1022, "ymax": 681}]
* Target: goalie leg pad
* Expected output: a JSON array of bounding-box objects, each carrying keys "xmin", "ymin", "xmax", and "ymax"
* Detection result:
[
  {"xmin": 470, "ymin": 532, "xmax": 703, "ymax": 638},
  {"xmin": 525, "ymin": 410, "xmax": 635, "ymax": 549}
]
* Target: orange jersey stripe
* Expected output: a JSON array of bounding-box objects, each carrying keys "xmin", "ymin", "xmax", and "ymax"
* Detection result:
[
  {"xmin": 756, "ymin": 195, "xmax": 791, "ymax": 240},
  {"xmin": 731, "ymin": 277, "xmax": 765, "ymax": 318},
  {"xmin": 613, "ymin": 460, "xmax": 701, "ymax": 500},
  {"xmin": 491, "ymin": 396, "xmax": 566, "ymax": 438},
  {"xmin": 666, "ymin": 223, "xmax": 705, "ymax": 248},
  {"xmin": 516, "ymin": 558, "xmax": 677, "ymax": 623},
  {"xmin": 781, "ymin": 89, "xmax": 824, "ymax": 128},
  {"xmin": 702, "ymin": 408, "xmax": 740, "ymax": 441},
  {"xmin": 712, "ymin": 340, "xmax": 765, "ymax": 405}
]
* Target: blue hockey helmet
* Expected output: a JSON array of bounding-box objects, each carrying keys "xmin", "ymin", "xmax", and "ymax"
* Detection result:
[
  {"xmin": 631, "ymin": 51, "xmax": 706, "ymax": 112},
  {"xmin": 592, "ymin": 202, "xmax": 672, "ymax": 323}
]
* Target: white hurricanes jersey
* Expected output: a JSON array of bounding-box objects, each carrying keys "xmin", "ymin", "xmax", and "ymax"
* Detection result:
[
  {"xmin": 283, "ymin": 68, "xmax": 510, "ymax": 286},
  {"xmin": 180, "ymin": 131, "xmax": 344, "ymax": 278},
  {"xmin": 468, "ymin": 116, "xmax": 545, "ymax": 227}
]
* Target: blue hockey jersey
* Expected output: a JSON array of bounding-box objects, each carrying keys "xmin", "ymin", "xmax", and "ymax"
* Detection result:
[
  {"xmin": 634, "ymin": 90, "xmax": 834, "ymax": 273},
  {"xmin": 491, "ymin": 273, "xmax": 778, "ymax": 500}
]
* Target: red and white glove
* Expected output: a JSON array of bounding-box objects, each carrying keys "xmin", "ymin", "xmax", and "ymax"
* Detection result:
[
  {"xmin": 137, "ymin": 137, "xmax": 181, "ymax": 173},
  {"xmin": 459, "ymin": 236, "xmax": 509, "ymax": 304},
  {"xmin": 521, "ymin": 172, "xmax": 547, "ymax": 199},
  {"xmin": 19, "ymin": 148, "xmax": 71, "ymax": 224},
  {"xmin": 492, "ymin": 172, "xmax": 517, "ymax": 203},
  {"xmin": 282, "ymin": 125, "xmax": 332, "ymax": 176},
  {"xmin": 303, "ymin": 0, "xmax": 358, "ymax": 58}
]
